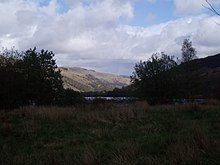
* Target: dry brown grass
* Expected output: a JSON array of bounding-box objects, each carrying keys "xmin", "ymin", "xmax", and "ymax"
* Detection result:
[
  {"xmin": 167, "ymin": 142, "xmax": 200, "ymax": 164},
  {"xmin": 11, "ymin": 101, "xmax": 149, "ymax": 122},
  {"xmin": 167, "ymin": 126, "xmax": 211, "ymax": 165},
  {"xmin": 111, "ymin": 144, "xmax": 140, "ymax": 165},
  {"xmin": 1, "ymin": 122, "xmax": 13, "ymax": 137},
  {"xmin": 141, "ymin": 156, "xmax": 163, "ymax": 165},
  {"xmin": 9, "ymin": 101, "xmax": 219, "ymax": 125},
  {"xmin": 80, "ymin": 146, "xmax": 98, "ymax": 165},
  {"xmin": 206, "ymin": 99, "xmax": 220, "ymax": 105},
  {"xmin": 1, "ymin": 101, "xmax": 219, "ymax": 165},
  {"xmin": 13, "ymin": 106, "xmax": 78, "ymax": 120}
]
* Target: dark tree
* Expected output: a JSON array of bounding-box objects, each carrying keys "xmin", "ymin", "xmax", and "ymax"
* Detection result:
[
  {"xmin": 181, "ymin": 39, "xmax": 197, "ymax": 63},
  {"xmin": 21, "ymin": 47, "xmax": 63, "ymax": 105},
  {"xmin": 131, "ymin": 52, "xmax": 177, "ymax": 104},
  {"xmin": 0, "ymin": 47, "xmax": 65, "ymax": 109},
  {"xmin": 58, "ymin": 88, "xmax": 85, "ymax": 106},
  {"xmin": 0, "ymin": 48, "xmax": 26, "ymax": 109},
  {"xmin": 0, "ymin": 47, "xmax": 88, "ymax": 109}
]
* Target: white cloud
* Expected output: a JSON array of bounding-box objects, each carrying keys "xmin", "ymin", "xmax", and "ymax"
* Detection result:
[
  {"xmin": 174, "ymin": 0, "xmax": 220, "ymax": 15},
  {"xmin": 174, "ymin": 0, "xmax": 205, "ymax": 15},
  {"xmin": 0, "ymin": 0, "xmax": 220, "ymax": 75},
  {"xmin": 146, "ymin": 0, "xmax": 157, "ymax": 3}
]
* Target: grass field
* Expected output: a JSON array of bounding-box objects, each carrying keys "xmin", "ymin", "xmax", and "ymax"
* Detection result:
[{"xmin": 0, "ymin": 102, "xmax": 220, "ymax": 165}]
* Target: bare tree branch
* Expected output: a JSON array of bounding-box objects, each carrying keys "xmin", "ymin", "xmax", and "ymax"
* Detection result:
[{"xmin": 202, "ymin": 0, "xmax": 220, "ymax": 16}]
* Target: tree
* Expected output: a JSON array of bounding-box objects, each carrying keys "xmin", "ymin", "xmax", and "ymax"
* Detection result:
[
  {"xmin": 181, "ymin": 38, "xmax": 197, "ymax": 63},
  {"xmin": 0, "ymin": 47, "xmax": 87, "ymax": 109},
  {"xmin": 21, "ymin": 47, "xmax": 64, "ymax": 105},
  {"xmin": 179, "ymin": 39, "xmax": 200, "ymax": 99},
  {"xmin": 131, "ymin": 52, "xmax": 177, "ymax": 103},
  {"xmin": 0, "ymin": 48, "xmax": 26, "ymax": 109},
  {"xmin": 58, "ymin": 88, "xmax": 85, "ymax": 106},
  {"xmin": 0, "ymin": 47, "xmax": 65, "ymax": 109}
]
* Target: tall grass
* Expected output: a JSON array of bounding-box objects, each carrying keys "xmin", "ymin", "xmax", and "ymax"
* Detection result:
[
  {"xmin": 0, "ymin": 101, "xmax": 219, "ymax": 165},
  {"xmin": 12, "ymin": 101, "xmax": 149, "ymax": 122}
]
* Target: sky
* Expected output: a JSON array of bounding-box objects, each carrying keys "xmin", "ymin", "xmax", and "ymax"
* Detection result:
[{"xmin": 1, "ymin": 0, "xmax": 220, "ymax": 75}]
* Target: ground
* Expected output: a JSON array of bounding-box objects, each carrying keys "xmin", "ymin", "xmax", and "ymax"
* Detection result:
[{"xmin": 0, "ymin": 102, "xmax": 220, "ymax": 165}]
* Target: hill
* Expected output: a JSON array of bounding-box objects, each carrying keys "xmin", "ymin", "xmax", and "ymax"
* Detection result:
[
  {"xmin": 179, "ymin": 53, "xmax": 220, "ymax": 69},
  {"xmin": 60, "ymin": 67, "xmax": 130, "ymax": 92},
  {"xmin": 196, "ymin": 54, "xmax": 220, "ymax": 98},
  {"xmin": 195, "ymin": 53, "xmax": 220, "ymax": 68},
  {"xmin": 176, "ymin": 53, "xmax": 220, "ymax": 99}
]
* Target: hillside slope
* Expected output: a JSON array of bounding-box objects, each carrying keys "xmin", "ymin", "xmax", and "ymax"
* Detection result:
[
  {"xmin": 179, "ymin": 53, "xmax": 220, "ymax": 69},
  {"xmin": 60, "ymin": 67, "xmax": 130, "ymax": 92},
  {"xmin": 177, "ymin": 53, "xmax": 220, "ymax": 98}
]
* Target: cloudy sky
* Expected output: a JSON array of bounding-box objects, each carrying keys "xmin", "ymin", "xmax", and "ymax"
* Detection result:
[{"xmin": 1, "ymin": 0, "xmax": 220, "ymax": 75}]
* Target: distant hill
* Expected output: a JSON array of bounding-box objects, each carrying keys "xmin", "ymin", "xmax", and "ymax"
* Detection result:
[{"xmin": 60, "ymin": 67, "xmax": 130, "ymax": 92}]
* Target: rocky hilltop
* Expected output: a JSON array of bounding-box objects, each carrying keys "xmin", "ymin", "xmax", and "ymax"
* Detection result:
[{"xmin": 60, "ymin": 67, "xmax": 130, "ymax": 92}]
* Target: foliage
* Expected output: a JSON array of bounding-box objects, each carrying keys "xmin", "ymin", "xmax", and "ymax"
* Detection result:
[
  {"xmin": 181, "ymin": 38, "xmax": 197, "ymax": 63},
  {"xmin": 59, "ymin": 88, "xmax": 86, "ymax": 106},
  {"xmin": 0, "ymin": 48, "xmax": 26, "ymax": 109},
  {"xmin": 130, "ymin": 40, "xmax": 220, "ymax": 102},
  {"xmin": 19, "ymin": 48, "xmax": 64, "ymax": 105},
  {"xmin": 0, "ymin": 47, "xmax": 83, "ymax": 109},
  {"xmin": 131, "ymin": 52, "xmax": 177, "ymax": 103}
]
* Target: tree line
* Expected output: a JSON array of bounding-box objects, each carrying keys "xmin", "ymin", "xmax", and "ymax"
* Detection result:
[
  {"xmin": 130, "ymin": 39, "xmax": 210, "ymax": 104},
  {"xmin": 0, "ymin": 47, "xmax": 84, "ymax": 109},
  {"xmin": 130, "ymin": 0, "xmax": 220, "ymax": 104},
  {"xmin": 1, "ymin": 38, "xmax": 219, "ymax": 108}
]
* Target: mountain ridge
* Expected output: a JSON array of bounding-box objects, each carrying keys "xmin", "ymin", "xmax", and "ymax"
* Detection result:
[{"xmin": 60, "ymin": 67, "xmax": 130, "ymax": 92}]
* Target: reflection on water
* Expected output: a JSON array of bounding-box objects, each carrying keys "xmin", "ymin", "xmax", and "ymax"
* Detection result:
[{"xmin": 84, "ymin": 97, "xmax": 138, "ymax": 101}]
